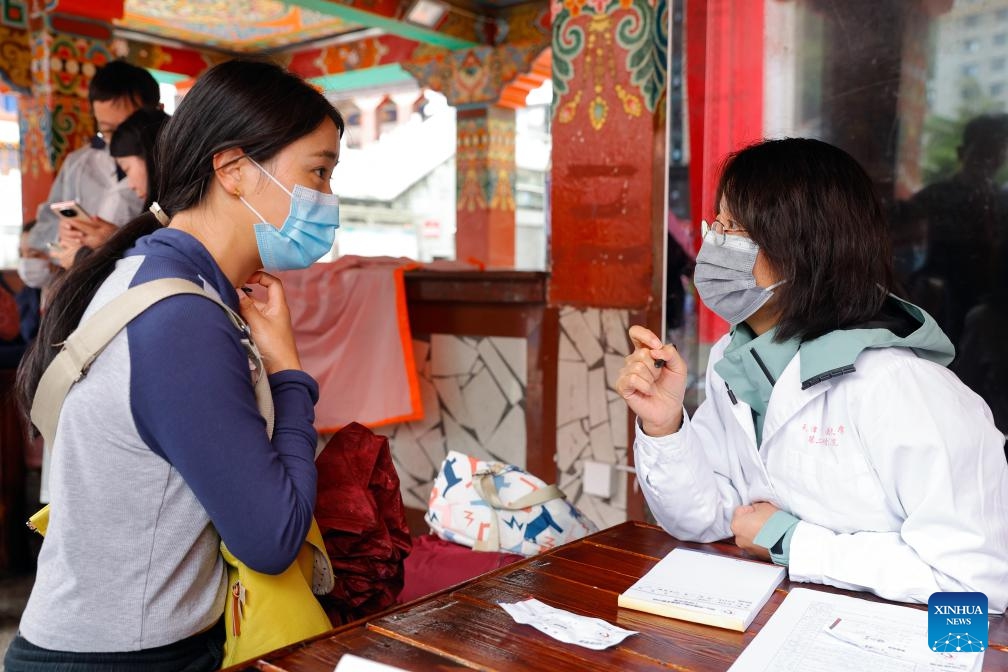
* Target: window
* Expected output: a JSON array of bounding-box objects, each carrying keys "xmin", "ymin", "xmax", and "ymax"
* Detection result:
[
  {"xmin": 996, "ymin": 33, "xmax": 1008, "ymax": 46},
  {"xmin": 993, "ymin": 57, "xmax": 1007, "ymax": 72},
  {"xmin": 992, "ymin": 82, "xmax": 1005, "ymax": 96},
  {"xmin": 964, "ymin": 38, "xmax": 981, "ymax": 53},
  {"xmin": 965, "ymin": 14, "xmax": 981, "ymax": 27},
  {"xmin": 998, "ymin": 8, "xmax": 1008, "ymax": 21},
  {"xmin": 962, "ymin": 63, "xmax": 980, "ymax": 77}
]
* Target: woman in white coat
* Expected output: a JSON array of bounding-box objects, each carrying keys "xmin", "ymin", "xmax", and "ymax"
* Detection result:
[{"xmin": 618, "ymin": 138, "xmax": 1008, "ymax": 611}]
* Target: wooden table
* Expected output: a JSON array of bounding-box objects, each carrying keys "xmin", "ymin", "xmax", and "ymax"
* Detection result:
[{"xmin": 235, "ymin": 521, "xmax": 1008, "ymax": 671}]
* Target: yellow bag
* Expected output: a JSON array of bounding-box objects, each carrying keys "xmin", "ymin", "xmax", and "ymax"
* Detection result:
[
  {"xmin": 27, "ymin": 279, "xmax": 335, "ymax": 668},
  {"xmin": 219, "ymin": 519, "xmax": 333, "ymax": 668},
  {"xmin": 30, "ymin": 505, "xmax": 333, "ymax": 667}
]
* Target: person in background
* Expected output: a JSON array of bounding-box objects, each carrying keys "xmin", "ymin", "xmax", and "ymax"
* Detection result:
[
  {"xmin": 0, "ymin": 221, "xmax": 55, "ymax": 368},
  {"xmin": 29, "ymin": 60, "xmax": 160, "ymax": 264},
  {"xmin": 12, "ymin": 222, "xmax": 60, "ymax": 502},
  {"xmin": 911, "ymin": 114, "xmax": 1008, "ymax": 347},
  {"xmin": 109, "ymin": 107, "xmax": 171, "ymax": 208},
  {"xmin": 14, "ymin": 221, "xmax": 54, "ymax": 344},
  {"xmin": 618, "ymin": 138, "xmax": 1008, "ymax": 612},
  {"xmin": 953, "ymin": 240, "xmax": 1008, "ymax": 447},
  {"xmin": 0, "ymin": 262, "xmax": 24, "ymax": 368},
  {"xmin": 6, "ymin": 59, "xmax": 343, "ymax": 671}
]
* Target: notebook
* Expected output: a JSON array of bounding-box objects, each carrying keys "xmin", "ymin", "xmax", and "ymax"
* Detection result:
[{"xmin": 617, "ymin": 548, "xmax": 786, "ymax": 631}]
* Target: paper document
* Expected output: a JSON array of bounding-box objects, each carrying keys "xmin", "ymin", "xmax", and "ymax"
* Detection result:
[
  {"xmin": 499, "ymin": 598, "xmax": 638, "ymax": 650},
  {"xmin": 729, "ymin": 588, "xmax": 984, "ymax": 672},
  {"xmin": 333, "ymin": 654, "xmax": 407, "ymax": 672},
  {"xmin": 617, "ymin": 548, "xmax": 785, "ymax": 631}
]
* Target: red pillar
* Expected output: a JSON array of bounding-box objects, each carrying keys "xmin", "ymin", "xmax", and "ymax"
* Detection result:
[
  {"xmin": 549, "ymin": 2, "xmax": 668, "ymax": 308},
  {"xmin": 688, "ymin": 0, "xmax": 765, "ymax": 345}
]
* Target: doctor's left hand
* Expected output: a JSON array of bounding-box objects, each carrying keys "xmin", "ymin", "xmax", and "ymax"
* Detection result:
[{"xmin": 731, "ymin": 502, "xmax": 779, "ymax": 561}]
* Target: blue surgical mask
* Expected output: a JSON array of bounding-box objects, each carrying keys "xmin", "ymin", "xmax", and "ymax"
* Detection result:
[{"xmin": 239, "ymin": 158, "xmax": 340, "ymax": 271}]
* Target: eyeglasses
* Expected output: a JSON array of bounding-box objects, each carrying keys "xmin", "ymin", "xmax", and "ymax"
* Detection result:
[{"xmin": 701, "ymin": 218, "xmax": 748, "ymax": 246}]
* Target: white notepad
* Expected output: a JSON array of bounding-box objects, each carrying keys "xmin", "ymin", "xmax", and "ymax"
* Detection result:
[{"xmin": 617, "ymin": 548, "xmax": 786, "ymax": 631}]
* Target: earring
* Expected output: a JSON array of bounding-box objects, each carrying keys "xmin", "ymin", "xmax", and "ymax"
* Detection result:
[{"xmin": 234, "ymin": 188, "xmax": 242, "ymax": 197}]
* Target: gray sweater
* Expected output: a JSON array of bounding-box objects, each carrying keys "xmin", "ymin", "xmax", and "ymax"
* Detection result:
[{"xmin": 19, "ymin": 229, "xmax": 319, "ymax": 651}]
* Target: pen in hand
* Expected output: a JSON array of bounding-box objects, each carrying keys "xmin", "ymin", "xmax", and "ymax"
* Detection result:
[{"xmin": 653, "ymin": 343, "xmax": 676, "ymax": 370}]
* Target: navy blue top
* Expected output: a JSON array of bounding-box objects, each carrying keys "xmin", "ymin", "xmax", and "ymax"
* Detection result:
[{"xmin": 124, "ymin": 228, "xmax": 319, "ymax": 573}]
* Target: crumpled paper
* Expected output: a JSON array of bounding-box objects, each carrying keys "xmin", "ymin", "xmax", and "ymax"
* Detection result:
[{"xmin": 499, "ymin": 598, "xmax": 638, "ymax": 650}]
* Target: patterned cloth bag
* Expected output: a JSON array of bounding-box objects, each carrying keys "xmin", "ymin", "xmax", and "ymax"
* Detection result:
[{"xmin": 425, "ymin": 451, "xmax": 598, "ymax": 556}]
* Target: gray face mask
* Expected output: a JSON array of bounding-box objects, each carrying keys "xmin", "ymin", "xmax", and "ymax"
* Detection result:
[{"xmin": 693, "ymin": 220, "xmax": 783, "ymax": 325}]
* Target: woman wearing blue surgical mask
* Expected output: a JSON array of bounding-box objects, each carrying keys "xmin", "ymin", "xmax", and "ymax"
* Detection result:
[
  {"xmin": 617, "ymin": 138, "xmax": 1008, "ymax": 613},
  {"xmin": 7, "ymin": 60, "xmax": 343, "ymax": 671}
]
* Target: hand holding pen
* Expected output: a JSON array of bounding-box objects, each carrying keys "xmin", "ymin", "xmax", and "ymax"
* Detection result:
[{"xmin": 616, "ymin": 326, "xmax": 687, "ymax": 438}]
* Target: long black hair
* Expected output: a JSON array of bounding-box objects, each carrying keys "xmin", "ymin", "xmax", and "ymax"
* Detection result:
[
  {"xmin": 17, "ymin": 59, "xmax": 344, "ymax": 423},
  {"xmin": 109, "ymin": 107, "xmax": 170, "ymax": 208},
  {"xmin": 715, "ymin": 138, "xmax": 894, "ymax": 342}
]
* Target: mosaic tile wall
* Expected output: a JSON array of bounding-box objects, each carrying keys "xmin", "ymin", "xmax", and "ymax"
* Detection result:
[
  {"xmin": 555, "ymin": 307, "xmax": 632, "ymax": 530},
  {"xmin": 377, "ymin": 334, "xmax": 528, "ymax": 511},
  {"xmin": 320, "ymin": 313, "xmax": 633, "ymax": 532}
]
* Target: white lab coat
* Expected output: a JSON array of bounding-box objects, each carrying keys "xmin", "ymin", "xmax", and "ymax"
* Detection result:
[{"xmin": 634, "ymin": 335, "xmax": 1008, "ymax": 612}]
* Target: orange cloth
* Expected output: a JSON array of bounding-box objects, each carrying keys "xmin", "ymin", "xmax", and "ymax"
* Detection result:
[{"xmin": 278, "ymin": 256, "xmax": 422, "ymax": 431}]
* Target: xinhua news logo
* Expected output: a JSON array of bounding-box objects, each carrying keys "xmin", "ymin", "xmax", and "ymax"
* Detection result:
[{"xmin": 928, "ymin": 592, "xmax": 988, "ymax": 653}]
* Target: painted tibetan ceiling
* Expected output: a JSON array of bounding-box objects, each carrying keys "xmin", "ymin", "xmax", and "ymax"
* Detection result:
[{"xmin": 116, "ymin": 0, "xmax": 364, "ymax": 52}]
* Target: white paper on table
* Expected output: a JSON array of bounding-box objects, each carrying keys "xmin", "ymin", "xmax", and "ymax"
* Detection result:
[
  {"xmin": 499, "ymin": 598, "xmax": 638, "ymax": 650},
  {"xmin": 333, "ymin": 653, "xmax": 408, "ymax": 672},
  {"xmin": 729, "ymin": 588, "xmax": 984, "ymax": 672},
  {"xmin": 618, "ymin": 547, "xmax": 785, "ymax": 630}
]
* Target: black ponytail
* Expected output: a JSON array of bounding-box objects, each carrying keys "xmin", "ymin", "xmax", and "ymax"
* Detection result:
[{"xmin": 16, "ymin": 213, "xmax": 162, "ymax": 424}]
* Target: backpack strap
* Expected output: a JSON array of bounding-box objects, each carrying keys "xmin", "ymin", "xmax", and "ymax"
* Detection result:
[{"xmin": 30, "ymin": 277, "xmax": 274, "ymax": 447}]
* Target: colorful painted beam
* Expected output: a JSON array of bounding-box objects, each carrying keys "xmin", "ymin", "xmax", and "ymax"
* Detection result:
[
  {"xmin": 287, "ymin": 0, "xmax": 480, "ymax": 49},
  {"xmin": 310, "ymin": 63, "xmax": 415, "ymax": 92},
  {"xmin": 403, "ymin": 43, "xmax": 544, "ymax": 106},
  {"xmin": 286, "ymin": 34, "xmax": 419, "ymax": 80},
  {"xmin": 119, "ymin": 38, "xmax": 224, "ymax": 79}
]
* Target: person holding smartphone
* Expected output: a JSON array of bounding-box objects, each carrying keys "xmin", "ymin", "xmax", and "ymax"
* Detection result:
[
  {"xmin": 29, "ymin": 60, "xmax": 160, "ymax": 263},
  {"xmin": 45, "ymin": 202, "xmax": 95, "ymax": 269}
]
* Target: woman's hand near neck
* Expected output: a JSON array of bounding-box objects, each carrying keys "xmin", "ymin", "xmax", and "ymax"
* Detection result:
[{"xmin": 168, "ymin": 189, "xmax": 262, "ymax": 288}]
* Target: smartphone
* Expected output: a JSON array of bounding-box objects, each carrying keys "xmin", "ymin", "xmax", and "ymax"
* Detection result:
[{"xmin": 49, "ymin": 200, "xmax": 93, "ymax": 221}]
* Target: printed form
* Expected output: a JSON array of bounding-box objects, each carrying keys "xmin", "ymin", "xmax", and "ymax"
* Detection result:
[{"xmin": 730, "ymin": 588, "xmax": 983, "ymax": 672}]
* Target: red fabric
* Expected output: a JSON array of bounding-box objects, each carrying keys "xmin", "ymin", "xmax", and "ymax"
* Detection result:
[
  {"xmin": 0, "ymin": 280, "xmax": 19, "ymax": 341},
  {"xmin": 398, "ymin": 534, "xmax": 523, "ymax": 604},
  {"xmin": 314, "ymin": 422, "xmax": 412, "ymax": 625}
]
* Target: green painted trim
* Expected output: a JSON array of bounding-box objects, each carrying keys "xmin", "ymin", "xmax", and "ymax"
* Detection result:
[
  {"xmin": 287, "ymin": 0, "xmax": 478, "ymax": 49},
  {"xmin": 147, "ymin": 69, "xmax": 189, "ymax": 85},
  {"xmin": 310, "ymin": 64, "xmax": 416, "ymax": 92}
]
